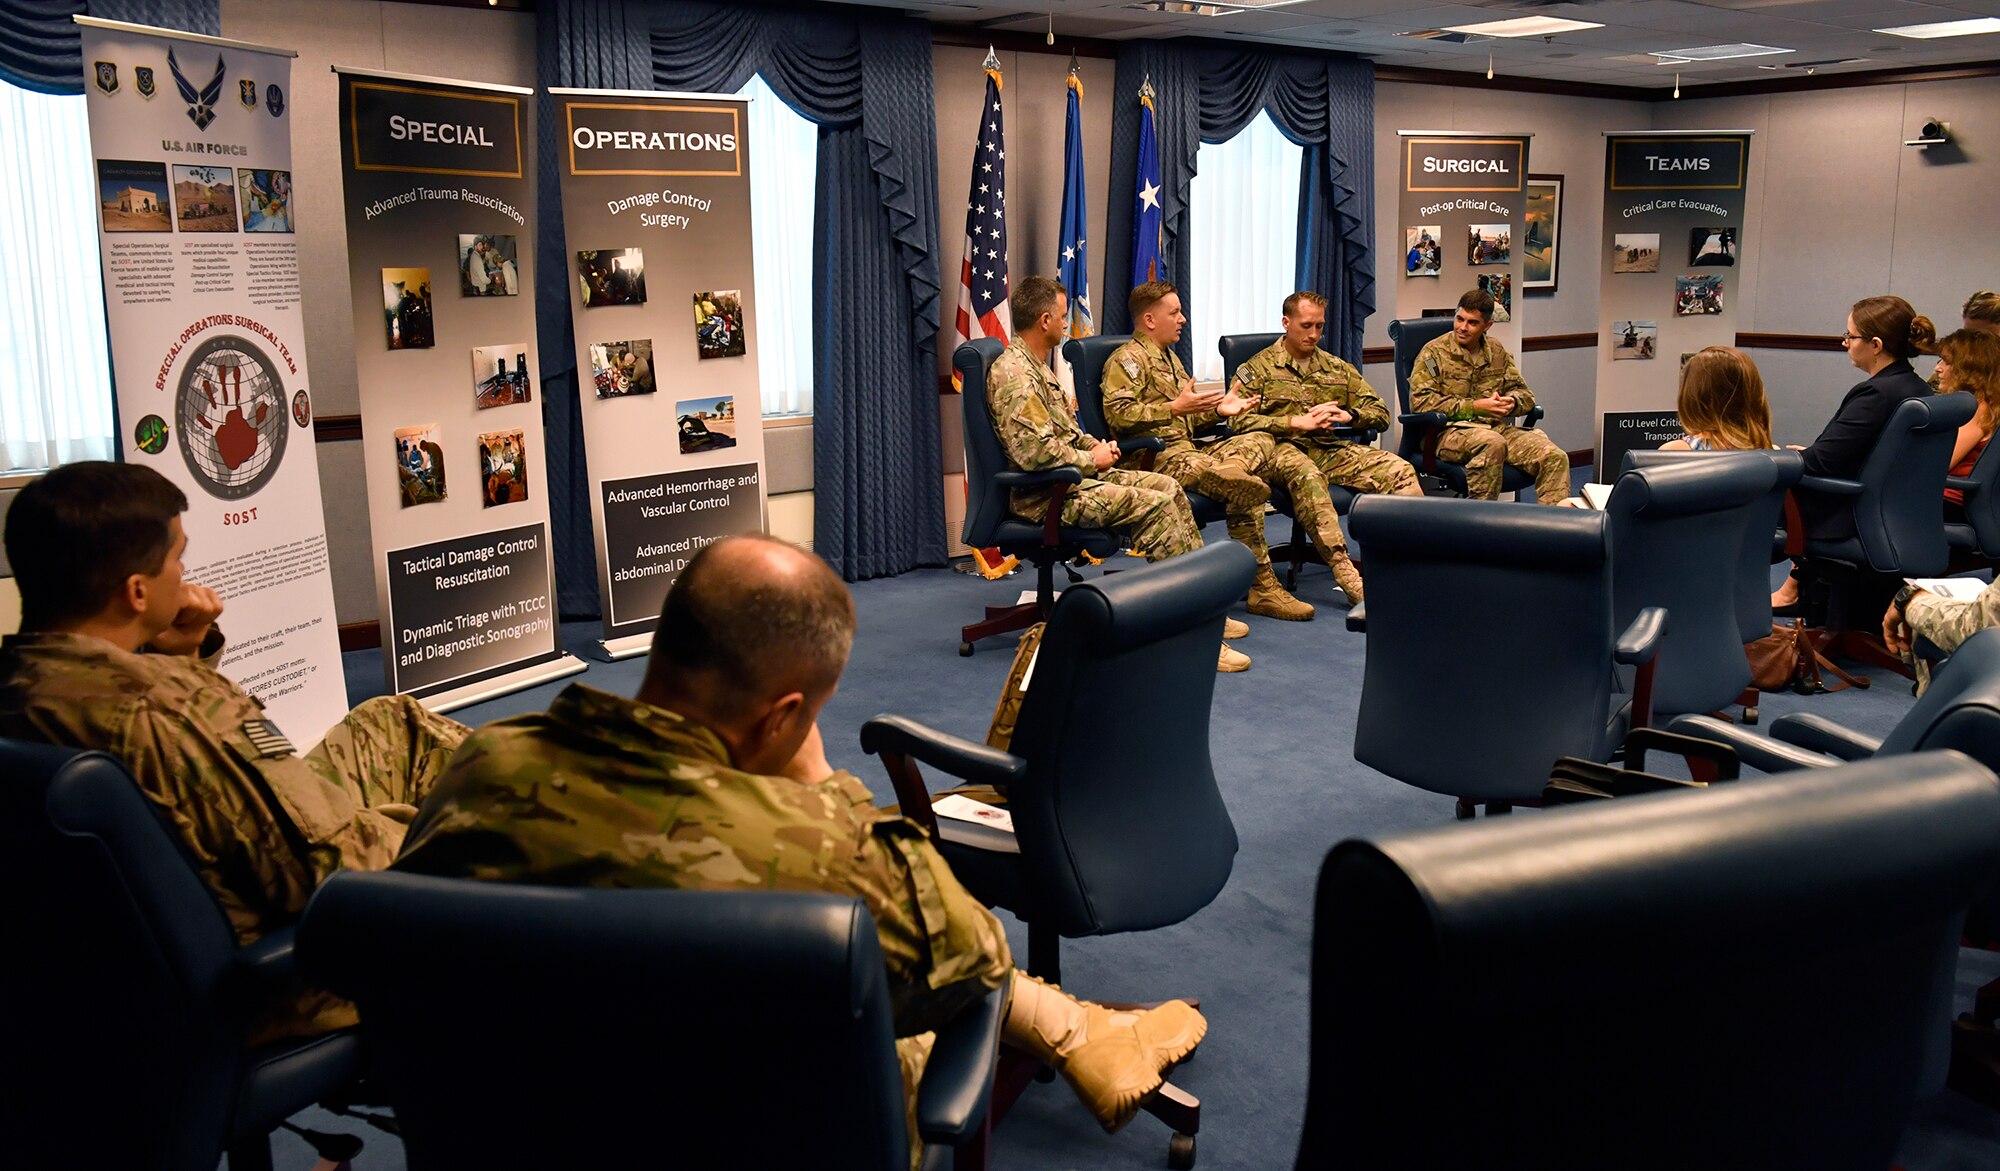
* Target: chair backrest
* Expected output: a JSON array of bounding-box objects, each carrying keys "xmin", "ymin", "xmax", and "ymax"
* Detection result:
[
  {"xmin": 1348, "ymin": 497, "xmax": 1624, "ymax": 801},
  {"xmin": 1217, "ymin": 332, "xmax": 1281, "ymax": 390},
  {"xmin": 1298, "ymin": 751, "xmax": 2000, "ymax": 1171},
  {"xmin": 1063, "ymin": 334, "xmax": 1128, "ymax": 440},
  {"xmin": 1625, "ymin": 448, "xmax": 1803, "ymax": 643},
  {"xmin": 0, "ymin": 739, "xmax": 249, "ymax": 1170},
  {"xmin": 1385, "ymin": 316, "xmax": 1452, "ymax": 415},
  {"xmin": 1851, "ymin": 391, "xmax": 1974, "ymax": 574},
  {"xmin": 1605, "ymin": 457, "xmax": 1778, "ymax": 714},
  {"xmin": 1956, "ymin": 426, "xmax": 2000, "ymax": 556},
  {"xmin": 955, "ymin": 338, "xmax": 1012, "ymax": 550},
  {"xmin": 1880, "ymin": 626, "xmax": 2000, "ymax": 757},
  {"xmin": 298, "ymin": 873, "xmax": 912, "ymax": 1170},
  {"xmin": 1006, "ymin": 540, "xmax": 1255, "ymax": 937}
]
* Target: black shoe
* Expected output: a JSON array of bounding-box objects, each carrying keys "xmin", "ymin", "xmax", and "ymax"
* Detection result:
[{"xmin": 1772, "ymin": 601, "xmax": 1804, "ymax": 618}]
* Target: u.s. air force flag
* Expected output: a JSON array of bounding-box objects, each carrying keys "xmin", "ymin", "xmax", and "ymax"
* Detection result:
[{"xmin": 1131, "ymin": 77, "xmax": 1163, "ymax": 287}]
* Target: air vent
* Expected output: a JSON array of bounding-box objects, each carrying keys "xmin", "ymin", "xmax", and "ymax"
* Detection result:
[
  {"xmin": 1545, "ymin": 51, "xmax": 1577, "ymax": 59},
  {"xmin": 1398, "ymin": 29, "xmax": 1480, "ymax": 43},
  {"xmin": 1756, "ymin": 57, "xmax": 1868, "ymax": 71}
]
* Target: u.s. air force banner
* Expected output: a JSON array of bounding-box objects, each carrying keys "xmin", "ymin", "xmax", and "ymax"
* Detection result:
[
  {"xmin": 551, "ymin": 89, "xmax": 769, "ymax": 657},
  {"xmin": 77, "ymin": 17, "xmax": 348, "ymax": 745},
  {"xmin": 334, "ymin": 66, "xmax": 583, "ymax": 707}
]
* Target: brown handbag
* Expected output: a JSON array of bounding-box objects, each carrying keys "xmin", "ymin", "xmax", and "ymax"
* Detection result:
[{"xmin": 1746, "ymin": 618, "xmax": 1869, "ymax": 695}]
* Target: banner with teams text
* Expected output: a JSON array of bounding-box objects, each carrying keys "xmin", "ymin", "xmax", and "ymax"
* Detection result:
[
  {"xmin": 551, "ymin": 88, "xmax": 769, "ymax": 657},
  {"xmin": 77, "ymin": 18, "xmax": 349, "ymax": 745},
  {"xmin": 334, "ymin": 66, "xmax": 583, "ymax": 707}
]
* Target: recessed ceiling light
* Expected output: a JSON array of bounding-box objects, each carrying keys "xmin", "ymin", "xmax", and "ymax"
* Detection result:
[
  {"xmin": 1441, "ymin": 17, "xmax": 1604, "ymax": 38},
  {"xmin": 1654, "ymin": 43, "xmax": 1794, "ymax": 63},
  {"xmin": 1875, "ymin": 17, "xmax": 2000, "ymax": 39},
  {"xmin": 1126, "ymin": 1, "xmax": 1239, "ymax": 14}
]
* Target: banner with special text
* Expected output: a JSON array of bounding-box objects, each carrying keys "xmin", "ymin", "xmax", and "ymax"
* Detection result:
[
  {"xmin": 78, "ymin": 18, "xmax": 349, "ymax": 744},
  {"xmin": 335, "ymin": 67, "xmax": 583, "ymax": 706},
  {"xmin": 1594, "ymin": 131, "xmax": 1754, "ymax": 477},
  {"xmin": 551, "ymin": 88, "xmax": 769, "ymax": 656},
  {"xmin": 1394, "ymin": 132, "xmax": 1533, "ymax": 349}
]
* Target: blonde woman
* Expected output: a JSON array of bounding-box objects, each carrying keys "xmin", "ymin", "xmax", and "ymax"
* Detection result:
[
  {"xmin": 1938, "ymin": 329, "xmax": 2000, "ymax": 523},
  {"xmin": 1662, "ymin": 346, "xmax": 1774, "ymax": 452}
]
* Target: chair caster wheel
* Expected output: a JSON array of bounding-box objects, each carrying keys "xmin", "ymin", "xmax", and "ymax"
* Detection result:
[
  {"xmin": 1454, "ymin": 798, "xmax": 1476, "ymax": 821},
  {"xmin": 959, "ymin": 642, "xmax": 974, "ymax": 657},
  {"xmin": 1742, "ymin": 706, "xmax": 1758, "ymax": 725},
  {"xmin": 1167, "ymin": 1132, "xmax": 1196, "ymax": 1168},
  {"xmin": 1033, "ymin": 1064, "xmax": 1057, "ymax": 1083}
]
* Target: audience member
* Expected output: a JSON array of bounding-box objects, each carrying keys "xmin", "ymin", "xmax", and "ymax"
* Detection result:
[
  {"xmin": 0, "ymin": 461, "xmax": 467, "ymax": 1043},
  {"xmin": 1662, "ymin": 346, "xmax": 1774, "ymax": 452},
  {"xmin": 1406, "ymin": 289, "xmax": 1570, "ymax": 503},
  {"xmin": 1937, "ymin": 329, "xmax": 2000, "ymax": 522},
  {"xmin": 1964, "ymin": 290, "xmax": 2000, "ymax": 334},
  {"xmin": 395, "ymin": 535, "xmax": 1206, "ymax": 1154}
]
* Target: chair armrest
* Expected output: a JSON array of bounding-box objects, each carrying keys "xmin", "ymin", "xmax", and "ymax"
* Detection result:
[
  {"xmin": 1665, "ymin": 715, "xmax": 1842, "ymax": 774},
  {"xmin": 1768, "ymin": 712, "xmax": 1881, "ymax": 760},
  {"xmin": 1329, "ymin": 426, "xmax": 1381, "ymax": 443},
  {"xmin": 1948, "ymin": 475, "xmax": 1979, "ymax": 498},
  {"xmin": 994, "ymin": 468, "xmax": 1082, "ymax": 490},
  {"xmin": 1399, "ymin": 411, "xmax": 1448, "ymax": 431},
  {"xmin": 1344, "ymin": 601, "xmax": 1365, "ymax": 633},
  {"xmin": 1621, "ymin": 728, "xmax": 1740, "ymax": 781},
  {"xmin": 226, "ymin": 924, "xmax": 298, "ymax": 998},
  {"xmin": 860, "ymin": 716, "xmax": 1027, "ymax": 790},
  {"xmin": 1797, "ymin": 474, "xmax": 1864, "ymax": 497},
  {"xmin": 1117, "ymin": 437, "xmax": 1165, "ymax": 457},
  {"xmin": 1521, "ymin": 404, "xmax": 1544, "ymax": 430},
  {"xmin": 1614, "ymin": 606, "xmax": 1667, "ymax": 665},
  {"xmin": 914, "ymin": 984, "xmax": 1006, "ymax": 1146}
]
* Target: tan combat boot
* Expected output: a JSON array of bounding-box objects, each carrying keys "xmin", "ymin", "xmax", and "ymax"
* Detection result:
[
  {"xmin": 1192, "ymin": 462, "xmax": 1270, "ymax": 510},
  {"xmin": 1222, "ymin": 616, "xmax": 1249, "ymax": 639},
  {"xmin": 1003, "ymin": 972, "xmax": 1208, "ymax": 1133},
  {"xmin": 1330, "ymin": 555, "xmax": 1364, "ymax": 605},
  {"xmin": 1247, "ymin": 565, "xmax": 1314, "ymax": 621},
  {"xmin": 1218, "ymin": 642, "xmax": 1251, "ymax": 672}
]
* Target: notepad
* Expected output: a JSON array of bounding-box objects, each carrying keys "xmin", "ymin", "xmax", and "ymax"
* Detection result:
[
  {"xmin": 1905, "ymin": 577, "xmax": 1988, "ymax": 601},
  {"xmin": 933, "ymin": 794, "xmax": 1015, "ymax": 834}
]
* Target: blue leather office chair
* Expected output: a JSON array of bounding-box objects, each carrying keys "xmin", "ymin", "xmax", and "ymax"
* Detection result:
[
  {"xmin": 1387, "ymin": 315, "xmax": 1545, "ymax": 499},
  {"xmin": 298, "ymin": 873, "xmax": 1004, "ymax": 1171},
  {"xmin": 958, "ymin": 338, "xmax": 1125, "ymax": 656},
  {"xmin": 1296, "ymin": 751, "xmax": 2000, "ymax": 1171},
  {"xmin": 0, "ymin": 740, "xmax": 364, "ymax": 1171},
  {"xmin": 861, "ymin": 540, "xmax": 1257, "ymax": 1167},
  {"xmin": 1066, "ymin": 333, "xmax": 1229, "ymax": 527},
  {"xmin": 1945, "ymin": 431, "xmax": 2000, "ymax": 563},
  {"xmin": 1346, "ymin": 496, "xmax": 1665, "ymax": 816}
]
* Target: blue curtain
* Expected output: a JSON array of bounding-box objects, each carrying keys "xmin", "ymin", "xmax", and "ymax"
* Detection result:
[
  {"xmin": 651, "ymin": 1, "xmax": 947, "ymax": 580},
  {"xmin": 2, "ymin": 0, "xmax": 218, "ymax": 95},
  {"xmin": 1104, "ymin": 41, "xmax": 1374, "ymax": 366}
]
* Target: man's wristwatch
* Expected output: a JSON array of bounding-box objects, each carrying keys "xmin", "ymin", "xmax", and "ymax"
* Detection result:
[{"xmin": 1892, "ymin": 583, "xmax": 1921, "ymax": 620}]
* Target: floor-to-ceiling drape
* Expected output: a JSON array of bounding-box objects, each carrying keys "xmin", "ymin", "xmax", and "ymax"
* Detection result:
[{"xmin": 1, "ymin": 0, "xmax": 218, "ymax": 95}]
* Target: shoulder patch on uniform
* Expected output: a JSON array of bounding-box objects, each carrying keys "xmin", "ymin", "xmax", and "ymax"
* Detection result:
[
  {"xmin": 1118, "ymin": 356, "xmax": 1141, "ymax": 380},
  {"xmin": 241, "ymin": 719, "xmax": 296, "ymax": 759},
  {"xmin": 1424, "ymin": 356, "xmax": 1441, "ymax": 378}
]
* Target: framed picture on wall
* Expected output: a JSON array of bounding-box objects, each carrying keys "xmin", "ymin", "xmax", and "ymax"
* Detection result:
[{"xmin": 1524, "ymin": 174, "xmax": 1563, "ymax": 293}]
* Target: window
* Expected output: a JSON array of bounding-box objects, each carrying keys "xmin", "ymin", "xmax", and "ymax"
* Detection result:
[
  {"xmin": 736, "ymin": 74, "xmax": 818, "ymax": 418},
  {"xmin": 0, "ymin": 83, "xmax": 115, "ymax": 470},
  {"xmin": 1187, "ymin": 110, "xmax": 1303, "ymax": 382}
]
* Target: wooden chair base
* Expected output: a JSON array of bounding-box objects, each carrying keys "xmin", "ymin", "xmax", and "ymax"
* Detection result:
[{"xmin": 960, "ymin": 601, "xmax": 1043, "ymax": 655}]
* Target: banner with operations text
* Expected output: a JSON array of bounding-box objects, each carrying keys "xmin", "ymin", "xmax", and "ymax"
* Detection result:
[
  {"xmin": 335, "ymin": 67, "xmax": 583, "ymax": 706},
  {"xmin": 78, "ymin": 18, "xmax": 349, "ymax": 744},
  {"xmin": 552, "ymin": 88, "xmax": 769, "ymax": 656},
  {"xmin": 1594, "ymin": 131, "xmax": 1754, "ymax": 478}
]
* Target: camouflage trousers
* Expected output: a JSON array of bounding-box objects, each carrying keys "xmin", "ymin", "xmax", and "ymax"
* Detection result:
[
  {"xmin": 1295, "ymin": 441, "xmax": 1422, "ymax": 497},
  {"xmin": 1435, "ymin": 423, "xmax": 1570, "ymax": 503},
  {"xmin": 1158, "ymin": 433, "xmax": 1350, "ymax": 566},
  {"xmin": 1014, "ymin": 467, "xmax": 1201, "ymax": 561},
  {"xmin": 305, "ymin": 693, "xmax": 469, "ymax": 835}
]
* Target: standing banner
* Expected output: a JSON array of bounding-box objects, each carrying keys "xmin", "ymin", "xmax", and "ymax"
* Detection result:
[
  {"xmin": 551, "ymin": 88, "xmax": 769, "ymax": 658},
  {"xmin": 78, "ymin": 18, "xmax": 349, "ymax": 744},
  {"xmin": 334, "ymin": 67, "xmax": 584, "ymax": 707},
  {"xmin": 1594, "ymin": 131, "xmax": 1754, "ymax": 478},
  {"xmin": 1394, "ymin": 132, "xmax": 1533, "ymax": 350}
]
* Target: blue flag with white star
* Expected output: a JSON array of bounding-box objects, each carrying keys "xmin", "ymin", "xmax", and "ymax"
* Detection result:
[
  {"xmin": 1058, "ymin": 65, "xmax": 1092, "ymax": 339},
  {"xmin": 1131, "ymin": 81, "xmax": 1163, "ymax": 288}
]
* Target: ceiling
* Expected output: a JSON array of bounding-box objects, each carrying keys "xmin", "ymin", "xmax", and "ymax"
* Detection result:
[{"xmin": 827, "ymin": 0, "xmax": 2000, "ymax": 89}]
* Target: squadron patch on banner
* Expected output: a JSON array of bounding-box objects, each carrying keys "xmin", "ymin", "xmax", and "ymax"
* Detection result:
[
  {"xmin": 135, "ymin": 66, "xmax": 156, "ymax": 99},
  {"xmin": 93, "ymin": 61, "xmax": 118, "ymax": 95},
  {"xmin": 240, "ymin": 720, "xmax": 296, "ymax": 759},
  {"xmin": 134, "ymin": 414, "xmax": 169, "ymax": 456},
  {"xmin": 240, "ymin": 79, "xmax": 257, "ymax": 108},
  {"xmin": 176, "ymin": 334, "xmax": 289, "ymax": 501},
  {"xmin": 168, "ymin": 46, "xmax": 225, "ymax": 130},
  {"xmin": 266, "ymin": 83, "xmax": 284, "ymax": 118}
]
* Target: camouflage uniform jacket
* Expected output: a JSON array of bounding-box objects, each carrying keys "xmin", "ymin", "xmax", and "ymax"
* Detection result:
[
  {"xmin": 989, "ymin": 336, "xmax": 1099, "ymax": 518},
  {"xmin": 1102, "ymin": 333, "xmax": 1220, "ymax": 458},
  {"xmin": 1231, "ymin": 341, "xmax": 1392, "ymax": 446},
  {"xmin": 1407, "ymin": 333, "xmax": 1537, "ymax": 428},
  {"xmin": 395, "ymin": 684, "xmax": 1014, "ymax": 1036},
  {"xmin": 1906, "ymin": 583, "xmax": 2000, "ymax": 654}
]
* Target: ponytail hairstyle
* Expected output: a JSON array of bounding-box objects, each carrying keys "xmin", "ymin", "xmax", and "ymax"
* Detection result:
[
  {"xmin": 1850, "ymin": 294, "xmax": 1936, "ymax": 360},
  {"xmin": 1677, "ymin": 346, "xmax": 1773, "ymax": 451}
]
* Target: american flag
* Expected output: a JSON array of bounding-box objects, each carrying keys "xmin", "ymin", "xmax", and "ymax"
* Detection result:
[{"xmin": 952, "ymin": 51, "xmax": 1010, "ymax": 392}]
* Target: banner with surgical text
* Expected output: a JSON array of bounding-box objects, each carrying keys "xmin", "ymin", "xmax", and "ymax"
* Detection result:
[
  {"xmin": 1594, "ymin": 131, "xmax": 1754, "ymax": 478},
  {"xmin": 1394, "ymin": 132, "xmax": 1533, "ymax": 349},
  {"xmin": 551, "ymin": 88, "xmax": 769, "ymax": 656},
  {"xmin": 335, "ymin": 67, "xmax": 583, "ymax": 705},
  {"xmin": 78, "ymin": 18, "xmax": 348, "ymax": 744}
]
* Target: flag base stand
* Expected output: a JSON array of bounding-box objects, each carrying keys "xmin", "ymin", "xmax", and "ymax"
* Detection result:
[
  {"xmin": 596, "ymin": 632, "xmax": 653, "ymax": 661},
  {"xmin": 414, "ymin": 652, "xmax": 589, "ymax": 716}
]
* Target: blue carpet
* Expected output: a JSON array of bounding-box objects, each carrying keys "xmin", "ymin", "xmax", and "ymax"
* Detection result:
[{"xmin": 267, "ymin": 508, "xmax": 2000, "ymax": 1170}]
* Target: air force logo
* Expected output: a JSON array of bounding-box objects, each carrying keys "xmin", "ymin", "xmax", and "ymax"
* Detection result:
[
  {"xmin": 135, "ymin": 66, "xmax": 156, "ymax": 99},
  {"xmin": 93, "ymin": 61, "xmax": 118, "ymax": 95},
  {"xmin": 240, "ymin": 79, "xmax": 257, "ymax": 108},
  {"xmin": 168, "ymin": 45, "xmax": 226, "ymax": 131},
  {"xmin": 266, "ymin": 83, "xmax": 285, "ymax": 118}
]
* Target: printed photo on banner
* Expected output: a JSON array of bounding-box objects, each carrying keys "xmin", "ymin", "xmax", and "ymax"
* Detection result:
[
  {"xmin": 693, "ymin": 290, "xmax": 746, "ymax": 359},
  {"xmin": 1404, "ymin": 227, "xmax": 1441, "ymax": 277},
  {"xmin": 576, "ymin": 248, "xmax": 647, "ymax": 307},
  {"xmin": 1676, "ymin": 275, "xmax": 1724, "ymax": 317},
  {"xmin": 478, "ymin": 429, "xmax": 529, "ymax": 507},
  {"xmin": 1689, "ymin": 227, "xmax": 1737, "ymax": 267},
  {"xmin": 1613, "ymin": 233, "xmax": 1660, "ymax": 274},
  {"xmin": 471, "ymin": 344, "xmax": 533, "ymax": 409},
  {"xmin": 394, "ymin": 423, "xmax": 447, "ymax": 507},
  {"xmin": 237, "ymin": 169, "xmax": 292, "ymax": 232},
  {"xmin": 459, "ymin": 234, "xmax": 520, "ymax": 296},
  {"xmin": 1478, "ymin": 273, "xmax": 1512, "ymax": 323},
  {"xmin": 173, "ymin": 165, "xmax": 237, "ymax": 233},
  {"xmin": 676, "ymin": 395, "xmax": 737, "ymax": 454},
  {"xmin": 589, "ymin": 339, "xmax": 656, "ymax": 398},
  {"xmin": 1468, "ymin": 224, "xmax": 1510, "ymax": 266},
  {"xmin": 382, "ymin": 267, "xmax": 436, "ymax": 350},
  {"xmin": 1612, "ymin": 320, "xmax": 1658, "ymax": 360},
  {"xmin": 97, "ymin": 160, "xmax": 171, "ymax": 233}
]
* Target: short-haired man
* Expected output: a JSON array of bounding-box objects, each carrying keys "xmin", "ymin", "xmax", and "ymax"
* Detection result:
[
  {"xmin": 1230, "ymin": 290, "xmax": 1422, "ymax": 501},
  {"xmin": 986, "ymin": 275, "xmax": 1247, "ymax": 672},
  {"xmin": 1103, "ymin": 281, "xmax": 1364, "ymax": 611},
  {"xmin": 395, "ymin": 536, "xmax": 1205, "ymax": 1159},
  {"xmin": 0, "ymin": 461, "xmax": 468, "ymax": 1043},
  {"xmin": 1406, "ymin": 290, "xmax": 1569, "ymax": 503}
]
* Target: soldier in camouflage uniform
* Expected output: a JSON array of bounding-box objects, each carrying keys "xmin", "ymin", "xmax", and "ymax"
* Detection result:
[
  {"xmin": 1407, "ymin": 289, "xmax": 1570, "ymax": 503},
  {"xmin": 397, "ymin": 535, "xmax": 1206, "ymax": 1157},
  {"xmin": 0, "ymin": 462, "xmax": 467, "ymax": 1044},
  {"xmin": 1103, "ymin": 281, "xmax": 1364, "ymax": 613}
]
